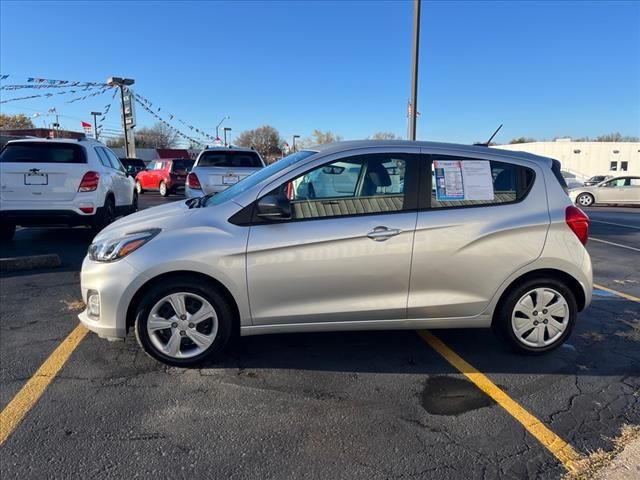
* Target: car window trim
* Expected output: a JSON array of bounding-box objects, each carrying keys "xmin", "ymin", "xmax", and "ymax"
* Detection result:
[{"xmin": 229, "ymin": 152, "xmax": 423, "ymax": 227}]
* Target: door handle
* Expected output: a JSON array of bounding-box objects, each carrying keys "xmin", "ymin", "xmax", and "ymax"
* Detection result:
[{"xmin": 367, "ymin": 226, "xmax": 402, "ymax": 241}]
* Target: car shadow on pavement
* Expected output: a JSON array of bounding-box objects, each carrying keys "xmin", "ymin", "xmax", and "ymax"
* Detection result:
[{"xmin": 195, "ymin": 295, "xmax": 639, "ymax": 378}]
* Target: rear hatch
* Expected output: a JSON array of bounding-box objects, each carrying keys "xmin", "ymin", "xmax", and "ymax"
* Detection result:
[
  {"xmin": 170, "ymin": 159, "xmax": 195, "ymax": 187},
  {"xmin": 193, "ymin": 150, "xmax": 264, "ymax": 192},
  {"xmin": 0, "ymin": 142, "xmax": 88, "ymax": 202}
]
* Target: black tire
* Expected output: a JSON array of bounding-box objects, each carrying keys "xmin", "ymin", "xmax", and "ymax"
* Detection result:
[
  {"xmin": 159, "ymin": 181, "xmax": 169, "ymax": 197},
  {"xmin": 92, "ymin": 196, "xmax": 116, "ymax": 233},
  {"xmin": 576, "ymin": 193, "xmax": 594, "ymax": 207},
  {"xmin": 0, "ymin": 222, "xmax": 16, "ymax": 242},
  {"xmin": 130, "ymin": 191, "xmax": 138, "ymax": 213},
  {"xmin": 134, "ymin": 277, "xmax": 233, "ymax": 367},
  {"xmin": 136, "ymin": 181, "xmax": 144, "ymax": 194},
  {"xmin": 494, "ymin": 277, "xmax": 577, "ymax": 355}
]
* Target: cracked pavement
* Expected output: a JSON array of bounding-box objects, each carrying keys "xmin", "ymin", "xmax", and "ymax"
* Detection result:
[{"xmin": 1, "ymin": 199, "xmax": 638, "ymax": 479}]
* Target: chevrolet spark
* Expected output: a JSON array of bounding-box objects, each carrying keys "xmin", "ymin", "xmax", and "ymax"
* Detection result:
[{"xmin": 79, "ymin": 141, "xmax": 592, "ymax": 367}]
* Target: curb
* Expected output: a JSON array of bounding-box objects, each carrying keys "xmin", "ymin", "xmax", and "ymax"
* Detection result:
[{"xmin": 0, "ymin": 254, "xmax": 62, "ymax": 272}]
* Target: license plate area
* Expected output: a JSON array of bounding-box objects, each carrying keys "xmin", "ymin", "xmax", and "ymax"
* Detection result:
[
  {"xmin": 222, "ymin": 174, "xmax": 239, "ymax": 185},
  {"xmin": 24, "ymin": 172, "xmax": 48, "ymax": 185}
]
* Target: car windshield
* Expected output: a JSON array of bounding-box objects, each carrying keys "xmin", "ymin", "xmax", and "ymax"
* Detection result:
[{"xmin": 205, "ymin": 150, "xmax": 317, "ymax": 207}]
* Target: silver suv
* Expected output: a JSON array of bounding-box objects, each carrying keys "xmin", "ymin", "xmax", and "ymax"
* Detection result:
[{"xmin": 79, "ymin": 141, "xmax": 592, "ymax": 366}]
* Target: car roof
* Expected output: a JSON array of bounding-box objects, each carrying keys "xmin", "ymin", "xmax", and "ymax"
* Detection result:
[
  {"xmin": 6, "ymin": 138, "xmax": 103, "ymax": 146},
  {"xmin": 303, "ymin": 140, "xmax": 554, "ymax": 167}
]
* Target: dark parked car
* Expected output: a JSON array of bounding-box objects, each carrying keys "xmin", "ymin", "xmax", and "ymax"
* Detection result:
[
  {"xmin": 119, "ymin": 158, "xmax": 147, "ymax": 176},
  {"xmin": 135, "ymin": 158, "xmax": 195, "ymax": 196},
  {"xmin": 583, "ymin": 175, "xmax": 611, "ymax": 186}
]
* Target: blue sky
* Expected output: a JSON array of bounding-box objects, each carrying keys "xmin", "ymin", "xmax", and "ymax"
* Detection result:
[{"xmin": 1, "ymin": 0, "xmax": 639, "ymax": 145}]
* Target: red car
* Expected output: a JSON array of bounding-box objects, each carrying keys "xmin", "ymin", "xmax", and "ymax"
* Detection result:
[{"xmin": 135, "ymin": 158, "xmax": 195, "ymax": 196}]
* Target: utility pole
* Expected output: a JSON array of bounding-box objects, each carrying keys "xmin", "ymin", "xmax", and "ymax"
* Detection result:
[
  {"xmin": 408, "ymin": 0, "xmax": 421, "ymax": 141},
  {"xmin": 90, "ymin": 111, "xmax": 101, "ymax": 140},
  {"xmin": 107, "ymin": 77, "xmax": 135, "ymax": 157},
  {"xmin": 292, "ymin": 135, "xmax": 300, "ymax": 152}
]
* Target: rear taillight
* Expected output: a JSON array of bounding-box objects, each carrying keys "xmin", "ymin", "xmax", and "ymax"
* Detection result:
[
  {"xmin": 566, "ymin": 206, "xmax": 589, "ymax": 245},
  {"xmin": 78, "ymin": 171, "xmax": 100, "ymax": 192},
  {"xmin": 187, "ymin": 172, "xmax": 201, "ymax": 190}
]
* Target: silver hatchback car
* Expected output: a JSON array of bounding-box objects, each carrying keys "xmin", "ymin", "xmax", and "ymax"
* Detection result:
[{"xmin": 79, "ymin": 141, "xmax": 593, "ymax": 366}]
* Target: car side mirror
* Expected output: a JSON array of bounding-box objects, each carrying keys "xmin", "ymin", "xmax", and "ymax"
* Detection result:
[{"xmin": 256, "ymin": 194, "xmax": 291, "ymax": 220}]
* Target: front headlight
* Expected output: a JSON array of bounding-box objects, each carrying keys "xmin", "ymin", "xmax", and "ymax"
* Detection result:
[{"xmin": 88, "ymin": 229, "xmax": 160, "ymax": 262}]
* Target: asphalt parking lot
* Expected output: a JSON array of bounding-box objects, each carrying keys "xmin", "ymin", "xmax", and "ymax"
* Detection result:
[{"xmin": 0, "ymin": 196, "xmax": 638, "ymax": 479}]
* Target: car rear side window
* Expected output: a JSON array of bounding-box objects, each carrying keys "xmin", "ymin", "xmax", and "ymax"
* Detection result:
[
  {"xmin": 0, "ymin": 142, "xmax": 87, "ymax": 163},
  {"xmin": 197, "ymin": 151, "xmax": 262, "ymax": 168},
  {"xmin": 428, "ymin": 156, "xmax": 535, "ymax": 209}
]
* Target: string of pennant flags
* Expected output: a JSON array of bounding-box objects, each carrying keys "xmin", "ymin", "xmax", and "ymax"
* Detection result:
[
  {"xmin": 0, "ymin": 73, "xmax": 107, "ymax": 87},
  {"xmin": 0, "ymin": 84, "xmax": 111, "ymax": 105},
  {"xmin": 96, "ymin": 89, "xmax": 120, "ymax": 137},
  {"xmin": 131, "ymin": 92, "xmax": 205, "ymax": 146},
  {"xmin": 133, "ymin": 92, "xmax": 218, "ymax": 143}
]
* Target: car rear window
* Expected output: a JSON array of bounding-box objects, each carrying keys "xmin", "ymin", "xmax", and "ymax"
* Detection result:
[
  {"xmin": 197, "ymin": 151, "xmax": 262, "ymax": 168},
  {"xmin": 121, "ymin": 158, "xmax": 146, "ymax": 168},
  {"xmin": 0, "ymin": 142, "xmax": 87, "ymax": 164},
  {"xmin": 171, "ymin": 159, "xmax": 195, "ymax": 172}
]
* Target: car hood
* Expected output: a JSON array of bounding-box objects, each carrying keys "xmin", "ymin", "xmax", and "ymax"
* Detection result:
[{"xmin": 93, "ymin": 200, "xmax": 194, "ymax": 242}]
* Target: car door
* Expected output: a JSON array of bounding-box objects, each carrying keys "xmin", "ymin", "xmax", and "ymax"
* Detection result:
[
  {"xmin": 407, "ymin": 150, "xmax": 547, "ymax": 320},
  {"xmin": 597, "ymin": 178, "xmax": 627, "ymax": 203},
  {"xmin": 98, "ymin": 147, "xmax": 131, "ymax": 206},
  {"xmin": 626, "ymin": 177, "xmax": 640, "ymax": 204},
  {"xmin": 245, "ymin": 149, "xmax": 421, "ymax": 326}
]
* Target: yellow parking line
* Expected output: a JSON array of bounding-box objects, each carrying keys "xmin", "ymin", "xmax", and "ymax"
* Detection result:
[
  {"xmin": 0, "ymin": 324, "xmax": 87, "ymax": 445},
  {"xmin": 418, "ymin": 330, "xmax": 580, "ymax": 472},
  {"xmin": 593, "ymin": 283, "xmax": 640, "ymax": 303}
]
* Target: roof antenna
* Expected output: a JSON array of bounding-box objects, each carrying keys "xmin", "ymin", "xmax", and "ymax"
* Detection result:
[{"xmin": 475, "ymin": 124, "xmax": 503, "ymax": 146}]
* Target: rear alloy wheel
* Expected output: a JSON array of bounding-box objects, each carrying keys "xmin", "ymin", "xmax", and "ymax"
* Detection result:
[
  {"xmin": 495, "ymin": 278, "xmax": 577, "ymax": 354},
  {"xmin": 136, "ymin": 181, "xmax": 144, "ymax": 194},
  {"xmin": 134, "ymin": 279, "xmax": 232, "ymax": 366},
  {"xmin": 576, "ymin": 193, "xmax": 594, "ymax": 207},
  {"xmin": 0, "ymin": 222, "xmax": 16, "ymax": 242},
  {"xmin": 159, "ymin": 181, "xmax": 169, "ymax": 197}
]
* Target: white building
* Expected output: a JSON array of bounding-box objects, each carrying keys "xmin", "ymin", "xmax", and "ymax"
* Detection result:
[{"xmin": 493, "ymin": 139, "xmax": 640, "ymax": 179}]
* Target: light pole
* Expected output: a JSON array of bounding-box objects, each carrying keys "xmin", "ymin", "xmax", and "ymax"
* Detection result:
[
  {"xmin": 107, "ymin": 77, "xmax": 135, "ymax": 156},
  {"xmin": 292, "ymin": 135, "xmax": 300, "ymax": 152},
  {"xmin": 408, "ymin": 0, "xmax": 421, "ymax": 141},
  {"xmin": 223, "ymin": 127, "xmax": 232, "ymax": 146},
  {"xmin": 90, "ymin": 111, "xmax": 101, "ymax": 140},
  {"xmin": 216, "ymin": 116, "xmax": 229, "ymax": 141}
]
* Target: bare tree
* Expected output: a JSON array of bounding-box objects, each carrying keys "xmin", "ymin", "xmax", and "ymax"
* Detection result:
[
  {"xmin": 235, "ymin": 125, "xmax": 283, "ymax": 159},
  {"xmin": 370, "ymin": 131, "xmax": 400, "ymax": 140},
  {"xmin": 310, "ymin": 129, "xmax": 343, "ymax": 145},
  {"xmin": 135, "ymin": 122, "xmax": 180, "ymax": 148},
  {"xmin": 509, "ymin": 137, "xmax": 536, "ymax": 144},
  {"xmin": 105, "ymin": 136, "xmax": 125, "ymax": 148},
  {"xmin": 0, "ymin": 113, "xmax": 35, "ymax": 129}
]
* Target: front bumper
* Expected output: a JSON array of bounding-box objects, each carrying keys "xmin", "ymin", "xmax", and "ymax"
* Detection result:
[{"xmin": 78, "ymin": 255, "xmax": 142, "ymax": 341}]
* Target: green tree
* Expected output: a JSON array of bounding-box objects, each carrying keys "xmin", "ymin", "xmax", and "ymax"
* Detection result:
[
  {"xmin": 235, "ymin": 125, "xmax": 283, "ymax": 159},
  {"xmin": 0, "ymin": 113, "xmax": 35, "ymax": 129}
]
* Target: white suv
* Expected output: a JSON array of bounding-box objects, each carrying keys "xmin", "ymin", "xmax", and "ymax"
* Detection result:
[{"xmin": 0, "ymin": 138, "xmax": 137, "ymax": 241}]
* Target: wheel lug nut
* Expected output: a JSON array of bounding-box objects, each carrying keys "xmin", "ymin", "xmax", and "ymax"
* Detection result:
[
  {"xmin": 179, "ymin": 330, "xmax": 186, "ymax": 336},
  {"xmin": 188, "ymin": 323, "xmax": 195, "ymax": 328},
  {"xmin": 180, "ymin": 315, "xmax": 187, "ymax": 320},
  {"xmin": 534, "ymin": 320, "xmax": 539, "ymax": 325},
  {"xmin": 543, "ymin": 320, "xmax": 548, "ymax": 324},
  {"xmin": 171, "ymin": 322, "xmax": 178, "ymax": 328},
  {"xmin": 532, "ymin": 311, "xmax": 538, "ymax": 316},
  {"xmin": 542, "ymin": 309, "xmax": 548, "ymax": 314}
]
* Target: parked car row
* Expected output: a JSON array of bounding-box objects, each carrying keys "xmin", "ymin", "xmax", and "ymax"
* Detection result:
[{"xmin": 569, "ymin": 175, "xmax": 640, "ymax": 206}]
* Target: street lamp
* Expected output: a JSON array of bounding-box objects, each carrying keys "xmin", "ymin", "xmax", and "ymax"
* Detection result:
[
  {"xmin": 216, "ymin": 116, "xmax": 230, "ymax": 141},
  {"xmin": 292, "ymin": 135, "xmax": 300, "ymax": 152},
  {"xmin": 223, "ymin": 127, "xmax": 232, "ymax": 146},
  {"xmin": 408, "ymin": 0, "xmax": 421, "ymax": 141},
  {"xmin": 90, "ymin": 111, "xmax": 101, "ymax": 140}
]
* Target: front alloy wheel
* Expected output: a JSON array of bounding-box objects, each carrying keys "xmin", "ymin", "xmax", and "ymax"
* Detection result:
[
  {"xmin": 576, "ymin": 193, "xmax": 594, "ymax": 207},
  {"xmin": 134, "ymin": 279, "xmax": 232, "ymax": 366}
]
